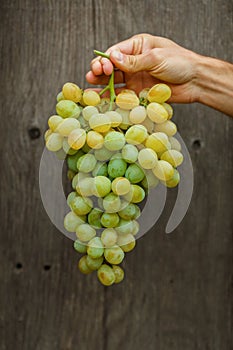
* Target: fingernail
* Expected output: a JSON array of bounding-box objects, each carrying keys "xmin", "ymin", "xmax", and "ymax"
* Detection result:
[{"xmin": 111, "ymin": 50, "xmax": 124, "ymax": 62}]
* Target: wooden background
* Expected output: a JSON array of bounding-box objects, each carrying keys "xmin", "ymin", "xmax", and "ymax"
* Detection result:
[{"xmin": 0, "ymin": 1, "xmax": 232, "ymax": 349}]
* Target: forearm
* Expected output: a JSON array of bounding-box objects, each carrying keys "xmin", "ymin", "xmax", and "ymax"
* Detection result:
[{"xmin": 195, "ymin": 55, "xmax": 233, "ymax": 117}]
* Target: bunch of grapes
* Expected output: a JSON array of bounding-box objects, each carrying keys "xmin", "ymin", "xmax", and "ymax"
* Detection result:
[{"xmin": 44, "ymin": 51, "xmax": 183, "ymax": 286}]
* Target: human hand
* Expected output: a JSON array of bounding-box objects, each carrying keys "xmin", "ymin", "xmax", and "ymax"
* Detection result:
[{"xmin": 86, "ymin": 34, "xmax": 201, "ymax": 104}]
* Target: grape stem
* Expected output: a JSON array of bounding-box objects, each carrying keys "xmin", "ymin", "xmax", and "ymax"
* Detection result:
[{"xmin": 94, "ymin": 50, "xmax": 116, "ymax": 110}]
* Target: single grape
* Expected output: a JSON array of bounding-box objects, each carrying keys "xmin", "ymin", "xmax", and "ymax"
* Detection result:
[
  {"xmin": 97, "ymin": 264, "xmax": 115, "ymax": 286},
  {"xmin": 117, "ymin": 234, "xmax": 136, "ymax": 252},
  {"xmin": 147, "ymin": 102, "xmax": 168, "ymax": 124},
  {"xmin": 56, "ymin": 91, "xmax": 65, "ymax": 102},
  {"xmin": 48, "ymin": 115, "xmax": 63, "ymax": 132},
  {"xmin": 111, "ymin": 177, "xmax": 131, "ymax": 195},
  {"xmin": 101, "ymin": 213, "xmax": 120, "ymax": 228},
  {"xmin": 82, "ymin": 106, "xmax": 99, "ymax": 121},
  {"xmin": 93, "ymin": 176, "xmax": 112, "ymax": 197},
  {"xmin": 77, "ymin": 154, "xmax": 97, "ymax": 173},
  {"xmin": 68, "ymin": 128, "xmax": 86, "ymax": 150},
  {"xmin": 76, "ymin": 177, "xmax": 94, "ymax": 197},
  {"xmin": 124, "ymin": 184, "xmax": 145, "ymax": 203},
  {"xmin": 44, "ymin": 129, "xmax": 52, "ymax": 142},
  {"xmin": 89, "ymin": 113, "xmax": 111, "ymax": 133},
  {"xmin": 105, "ymin": 111, "xmax": 122, "ymax": 127},
  {"xmin": 169, "ymin": 136, "xmax": 182, "ymax": 152},
  {"xmin": 131, "ymin": 220, "xmax": 140, "ymax": 236},
  {"xmin": 62, "ymin": 82, "xmax": 82, "ymax": 103},
  {"xmin": 88, "ymin": 208, "xmax": 103, "ymax": 228},
  {"xmin": 163, "ymin": 168, "xmax": 180, "ymax": 188},
  {"xmin": 112, "ymin": 265, "xmax": 124, "ymax": 284},
  {"xmin": 103, "ymin": 192, "xmax": 121, "ymax": 213},
  {"xmin": 87, "ymin": 237, "xmax": 104, "ymax": 259},
  {"xmin": 83, "ymin": 90, "xmax": 100, "ymax": 106},
  {"xmin": 115, "ymin": 108, "xmax": 131, "ymax": 130},
  {"xmin": 57, "ymin": 118, "xmax": 80, "ymax": 137},
  {"xmin": 104, "ymin": 131, "xmax": 125, "ymax": 151},
  {"xmin": 162, "ymin": 102, "xmax": 173, "ymax": 120},
  {"xmin": 92, "ymin": 162, "xmax": 108, "ymax": 177},
  {"xmin": 108, "ymin": 158, "xmax": 127, "ymax": 178},
  {"xmin": 115, "ymin": 219, "xmax": 135, "ymax": 235},
  {"xmin": 66, "ymin": 191, "xmax": 77, "ymax": 207},
  {"xmin": 78, "ymin": 256, "xmax": 93, "ymax": 274},
  {"xmin": 70, "ymin": 196, "xmax": 93, "ymax": 216},
  {"xmin": 94, "ymin": 147, "xmax": 113, "ymax": 161},
  {"xmin": 125, "ymin": 125, "xmax": 148, "ymax": 145},
  {"xmin": 122, "ymin": 144, "xmax": 138, "ymax": 163},
  {"xmin": 56, "ymin": 100, "xmax": 80, "ymax": 118},
  {"xmin": 152, "ymin": 160, "xmax": 174, "ymax": 181},
  {"xmin": 74, "ymin": 239, "xmax": 87, "ymax": 254},
  {"xmin": 101, "ymin": 228, "xmax": 118, "ymax": 247},
  {"xmin": 125, "ymin": 164, "xmax": 145, "ymax": 183},
  {"xmin": 86, "ymin": 255, "xmax": 104, "ymax": 270},
  {"xmin": 145, "ymin": 132, "xmax": 171, "ymax": 153},
  {"xmin": 46, "ymin": 133, "xmax": 63, "ymax": 152},
  {"xmin": 76, "ymin": 223, "xmax": 96, "ymax": 242},
  {"xmin": 147, "ymin": 83, "xmax": 171, "ymax": 103},
  {"xmin": 160, "ymin": 149, "xmax": 183, "ymax": 167},
  {"xmin": 138, "ymin": 148, "xmax": 158, "ymax": 169},
  {"xmin": 64, "ymin": 211, "xmax": 86, "ymax": 232},
  {"xmin": 104, "ymin": 245, "xmax": 125, "ymax": 264},
  {"xmin": 86, "ymin": 130, "xmax": 104, "ymax": 149},
  {"xmin": 115, "ymin": 92, "xmax": 139, "ymax": 110},
  {"xmin": 154, "ymin": 120, "xmax": 177, "ymax": 136},
  {"xmin": 129, "ymin": 105, "xmax": 147, "ymax": 124},
  {"xmin": 118, "ymin": 203, "xmax": 138, "ymax": 220},
  {"xmin": 67, "ymin": 150, "xmax": 84, "ymax": 172}
]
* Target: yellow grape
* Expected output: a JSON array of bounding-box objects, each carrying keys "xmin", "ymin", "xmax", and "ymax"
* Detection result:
[
  {"xmin": 86, "ymin": 130, "xmax": 104, "ymax": 149},
  {"xmin": 76, "ymin": 223, "xmax": 96, "ymax": 242},
  {"xmin": 105, "ymin": 111, "xmax": 122, "ymax": 127},
  {"xmin": 152, "ymin": 160, "xmax": 174, "ymax": 181},
  {"xmin": 162, "ymin": 102, "xmax": 173, "ymax": 120},
  {"xmin": 68, "ymin": 128, "xmax": 86, "ymax": 150},
  {"xmin": 78, "ymin": 256, "xmax": 92, "ymax": 275},
  {"xmin": 160, "ymin": 149, "xmax": 183, "ymax": 167},
  {"xmin": 57, "ymin": 118, "xmax": 80, "ymax": 137},
  {"xmin": 125, "ymin": 125, "xmax": 148, "ymax": 145},
  {"xmin": 89, "ymin": 113, "xmax": 111, "ymax": 133},
  {"xmin": 117, "ymin": 234, "xmax": 136, "ymax": 252},
  {"xmin": 119, "ymin": 89, "xmax": 136, "ymax": 95},
  {"xmin": 147, "ymin": 83, "xmax": 171, "ymax": 103},
  {"xmin": 147, "ymin": 102, "xmax": 168, "ymax": 124},
  {"xmin": 112, "ymin": 265, "xmax": 124, "ymax": 284},
  {"xmin": 44, "ymin": 129, "xmax": 52, "ymax": 142},
  {"xmin": 62, "ymin": 82, "xmax": 82, "ymax": 103},
  {"xmin": 169, "ymin": 136, "xmax": 182, "ymax": 151},
  {"xmin": 138, "ymin": 148, "xmax": 158, "ymax": 169},
  {"xmin": 111, "ymin": 177, "xmax": 131, "ymax": 195},
  {"xmin": 82, "ymin": 106, "xmax": 99, "ymax": 121},
  {"xmin": 48, "ymin": 115, "xmax": 63, "ymax": 131},
  {"xmin": 163, "ymin": 169, "xmax": 180, "ymax": 188},
  {"xmin": 115, "ymin": 93, "xmax": 139, "ymax": 110},
  {"xmin": 129, "ymin": 105, "xmax": 147, "ymax": 124},
  {"xmin": 46, "ymin": 133, "xmax": 63, "ymax": 152},
  {"xmin": 145, "ymin": 132, "xmax": 171, "ymax": 153},
  {"xmin": 154, "ymin": 120, "xmax": 177, "ymax": 136},
  {"xmin": 83, "ymin": 90, "xmax": 101, "ymax": 106}
]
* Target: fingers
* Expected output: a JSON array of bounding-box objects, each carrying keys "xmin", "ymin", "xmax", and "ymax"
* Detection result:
[{"xmin": 86, "ymin": 70, "xmax": 125, "ymax": 85}]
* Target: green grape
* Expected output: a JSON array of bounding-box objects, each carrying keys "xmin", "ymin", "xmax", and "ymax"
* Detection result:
[
  {"xmin": 125, "ymin": 125, "xmax": 148, "ymax": 145},
  {"xmin": 92, "ymin": 162, "xmax": 108, "ymax": 177},
  {"xmin": 76, "ymin": 223, "xmax": 96, "ymax": 242},
  {"xmin": 93, "ymin": 176, "xmax": 111, "ymax": 197},
  {"xmin": 108, "ymin": 158, "xmax": 127, "ymax": 178},
  {"xmin": 87, "ymin": 237, "xmax": 104, "ymax": 259},
  {"xmin": 97, "ymin": 197, "xmax": 104, "ymax": 210},
  {"xmin": 81, "ymin": 142, "xmax": 91, "ymax": 153},
  {"xmin": 115, "ymin": 92, "xmax": 139, "ymax": 110},
  {"xmin": 97, "ymin": 264, "xmax": 115, "ymax": 286},
  {"xmin": 78, "ymin": 255, "xmax": 92, "ymax": 274},
  {"xmin": 94, "ymin": 147, "xmax": 113, "ymax": 161},
  {"xmin": 56, "ymin": 91, "xmax": 65, "ymax": 102},
  {"xmin": 64, "ymin": 211, "xmax": 86, "ymax": 232},
  {"xmin": 63, "ymin": 138, "xmax": 77, "ymax": 155},
  {"xmin": 169, "ymin": 136, "xmax": 181, "ymax": 152},
  {"xmin": 101, "ymin": 228, "xmax": 118, "ymax": 247},
  {"xmin": 125, "ymin": 164, "xmax": 145, "ymax": 183},
  {"xmin": 56, "ymin": 100, "xmax": 80, "ymax": 118},
  {"xmin": 141, "ymin": 170, "xmax": 159, "ymax": 190},
  {"xmin": 160, "ymin": 149, "xmax": 183, "ymax": 167},
  {"xmin": 129, "ymin": 105, "xmax": 147, "ymax": 124},
  {"xmin": 111, "ymin": 177, "xmax": 131, "ymax": 195},
  {"xmin": 70, "ymin": 196, "xmax": 93, "ymax": 215},
  {"xmin": 147, "ymin": 102, "xmax": 168, "ymax": 123},
  {"xmin": 152, "ymin": 160, "xmax": 174, "ymax": 181},
  {"xmin": 145, "ymin": 132, "xmax": 171, "ymax": 153},
  {"xmin": 117, "ymin": 233, "xmax": 136, "ymax": 252},
  {"xmin": 89, "ymin": 113, "xmax": 111, "ymax": 133},
  {"xmin": 67, "ymin": 150, "xmax": 84, "ymax": 172},
  {"xmin": 105, "ymin": 111, "xmax": 122, "ymax": 127},
  {"xmin": 67, "ymin": 191, "xmax": 77, "ymax": 207},
  {"xmin": 82, "ymin": 106, "xmax": 99, "ymax": 121},
  {"xmin": 118, "ymin": 203, "xmax": 138, "ymax": 220},
  {"xmin": 86, "ymin": 130, "xmax": 104, "ymax": 149},
  {"xmin": 104, "ymin": 131, "xmax": 125, "ymax": 151},
  {"xmin": 131, "ymin": 220, "xmax": 140, "ymax": 236},
  {"xmin": 46, "ymin": 133, "xmax": 63, "ymax": 152},
  {"xmin": 57, "ymin": 118, "xmax": 80, "ymax": 137},
  {"xmin": 122, "ymin": 144, "xmax": 138, "ymax": 163},
  {"xmin": 83, "ymin": 90, "xmax": 101, "ymax": 106},
  {"xmin": 67, "ymin": 169, "xmax": 75, "ymax": 181},
  {"xmin": 104, "ymin": 245, "xmax": 125, "ymax": 265},
  {"xmin": 77, "ymin": 154, "xmax": 97, "ymax": 173},
  {"xmin": 101, "ymin": 213, "xmax": 120, "ymax": 228},
  {"xmin": 154, "ymin": 120, "xmax": 177, "ymax": 136},
  {"xmin": 76, "ymin": 177, "xmax": 94, "ymax": 197},
  {"xmin": 115, "ymin": 108, "xmax": 131, "ymax": 130},
  {"xmin": 67, "ymin": 128, "xmax": 86, "ymax": 150},
  {"xmin": 138, "ymin": 148, "xmax": 158, "ymax": 169},
  {"xmin": 48, "ymin": 115, "xmax": 63, "ymax": 132},
  {"xmin": 124, "ymin": 184, "xmax": 145, "ymax": 203},
  {"xmin": 112, "ymin": 265, "xmax": 124, "ymax": 284},
  {"xmin": 115, "ymin": 219, "xmax": 135, "ymax": 235},
  {"xmin": 62, "ymin": 82, "xmax": 82, "ymax": 103},
  {"xmin": 88, "ymin": 208, "xmax": 103, "ymax": 228},
  {"xmin": 74, "ymin": 239, "xmax": 87, "ymax": 254},
  {"xmin": 103, "ymin": 192, "xmax": 121, "ymax": 213},
  {"xmin": 86, "ymin": 255, "xmax": 104, "ymax": 270},
  {"xmin": 163, "ymin": 168, "xmax": 180, "ymax": 188},
  {"xmin": 147, "ymin": 83, "xmax": 171, "ymax": 103}
]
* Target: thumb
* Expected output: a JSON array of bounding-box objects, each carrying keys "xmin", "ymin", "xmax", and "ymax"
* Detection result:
[{"xmin": 110, "ymin": 50, "xmax": 155, "ymax": 73}]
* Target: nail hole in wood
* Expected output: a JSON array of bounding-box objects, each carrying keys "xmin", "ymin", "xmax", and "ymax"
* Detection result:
[
  {"xmin": 43, "ymin": 265, "xmax": 51, "ymax": 271},
  {"xmin": 28, "ymin": 127, "xmax": 41, "ymax": 139},
  {"xmin": 192, "ymin": 139, "xmax": 201, "ymax": 150},
  {"xmin": 16, "ymin": 262, "xmax": 23, "ymax": 270}
]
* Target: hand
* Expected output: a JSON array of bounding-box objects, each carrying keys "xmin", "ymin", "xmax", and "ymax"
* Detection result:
[{"xmin": 86, "ymin": 34, "xmax": 201, "ymax": 104}]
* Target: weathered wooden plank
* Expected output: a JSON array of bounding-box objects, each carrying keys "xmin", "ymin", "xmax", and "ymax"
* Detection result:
[{"xmin": 0, "ymin": 1, "xmax": 232, "ymax": 350}]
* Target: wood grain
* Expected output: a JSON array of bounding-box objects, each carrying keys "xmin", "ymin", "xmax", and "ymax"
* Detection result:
[{"xmin": 0, "ymin": 1, "xmax": 232, "ymax": 349}]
